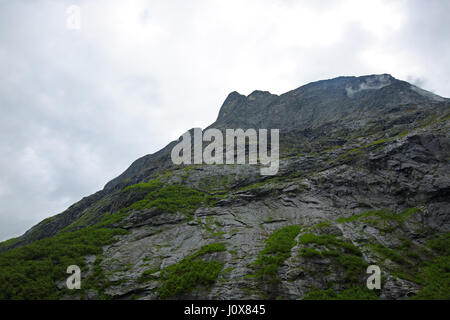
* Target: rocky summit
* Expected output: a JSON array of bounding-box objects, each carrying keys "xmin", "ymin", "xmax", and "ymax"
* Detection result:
[{"xmin": 1, "ymin": 74, "xmax": 449, "ymax": 300}]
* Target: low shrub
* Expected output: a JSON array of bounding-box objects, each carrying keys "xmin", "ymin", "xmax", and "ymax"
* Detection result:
[{"xmin": 154, "ymin": 243, "xmax": 226, "ymax": 299}]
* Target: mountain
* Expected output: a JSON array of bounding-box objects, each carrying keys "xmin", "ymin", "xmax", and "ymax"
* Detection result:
[{"xmin": 1, "ymin": 74, "xmax": 449, "ymax": 300}]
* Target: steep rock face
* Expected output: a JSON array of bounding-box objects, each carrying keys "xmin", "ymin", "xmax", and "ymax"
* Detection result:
[
  {"xmin": 1, "ymin": 74, "xmax": 449, "ymax": 300},
  {"xmin": 94, "ymin": 125, "xmax": 449, "ymax": 300},
  {"xmin": 211, "ymin": 74, "xmax": 444, "ymax": 130}
]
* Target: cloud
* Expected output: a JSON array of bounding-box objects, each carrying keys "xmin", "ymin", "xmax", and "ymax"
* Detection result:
[{"xmin": 0, "ymin": 0, "xmax": 449, "ymax": 240}]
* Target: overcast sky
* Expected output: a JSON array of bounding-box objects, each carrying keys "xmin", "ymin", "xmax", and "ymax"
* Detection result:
[{"xmin": 0, "ymin": 0, "xmax": 449, "ymax": 241}]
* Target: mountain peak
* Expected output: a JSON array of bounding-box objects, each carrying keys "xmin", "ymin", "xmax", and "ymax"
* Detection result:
[
  {"xmin": 247, "ymin": 90, "xmax": 275, "ymax": 98},
  {"xmin": 213, "ymin": 74, "xmax": 447, "ymax": 130}
]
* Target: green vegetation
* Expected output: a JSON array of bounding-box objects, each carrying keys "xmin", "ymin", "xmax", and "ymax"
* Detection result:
[
  {"xmin": 139, "ymin": 266, "xmax": 160, "ymax": 280},
  {"xmin": 298, "ymin": 231, "xmax": 370, "ymax": 294},
  {"xmin": 412, "ymin": 233, "xmax": 450, "ymax": 299},
  {"xmin": 298, "ymin": 230, "xmax": 375, "ymax": 300},
  {"xmin": 0, "ymin": 237, "xmax": 19, "ymax": 250},
  {"xmin": 198, "ymin": 175, "xmax": 235, "ymax": 190},
  {"xmin": 299, "ymin": 247, "xmax": 323, "ymax": 258},
  {"xmin": 336, "ymin": 208, "xmax": 417, "ymax": 226},
  {"xmin": 95, "ymin": 210, "xmax": 131, "ymax": 227},
  {"xmin": 370, "ymin": 243, "xmax": 409, "ymax": 265},
  {"xmin": 308, "ymin": 221, "xmax": 332, "ymax": 231},
  {"xmin": 365, "ymin": 236, "xmax": 425, "ymax": 285},
  {"xmin": 250, "ymin": 226, "xmax": 301, "ymax": 282},
  {"xmin": 298, "ymin": 233, "xmax": 362, "ymax": 256},
  {"xmin": 126, "ymin": 184, "xmax": 211, "ymax": 214},
  {"xmin": 94, "ymin": 178, "xmax": 215, "ymax": 229},
  {"xmin": 223, "ymin": 267, "xmax": 234, "ymax": 273},
  {"xmin": 238, "ymin": 180, "xmax": 270, "ymax": 192},
  {"xmin": 333, "ymin": 208, "xmax": 447, "ymax": 291},
  {"xmin": 81, "ymin": 257, "xmax": 113, "ymax": 300},
  {"xmin": 58, "ymin": 199, "xmax": 113, "ymax": 232},
  {"xmin": 357, "ymin": 229, "xmax": 450, "ymax": 300},
  {"xmin": 338, "ymin": 254, "xmax": 369, "ymax": 283},
  {"xmin": 427, "ymin": 233, "xmax": 450, "ymax": 256},
  {"xmin": 303, "ymin": 287, "xmax": 379, "ymax": 300},
  {"xmin": 343, "ymin": 147, "xmax": 363, "ymax": 158},
  {"xmin": 297, "ymin": 217, "xmax": 449, "ymax": 300},
  {"xmin": 0, "ymin": 226, "xmax": 127, "ymax": 299},
  {"xmin": 203, "ymin": 217, "xmax": 226, "ymax": 238},
  {"xmin": 0, "ymin": 175, "xmax": 217, "ymax": 300},
  {"xmin": 123, "ymin": 179, "xmax": 163, "ymax": 193},
  {"xmin": 147, "ymin": 243, "xmax": 226, "ymax": 299},
  {"xmin": 412, "ymin": 256, "xmax": 450, "ymax": 299}
]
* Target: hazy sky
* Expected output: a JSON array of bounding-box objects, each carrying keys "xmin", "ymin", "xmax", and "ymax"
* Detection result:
[{"xmin": 0, "ymin": 0, "xmax": 449, "ymax": 241}]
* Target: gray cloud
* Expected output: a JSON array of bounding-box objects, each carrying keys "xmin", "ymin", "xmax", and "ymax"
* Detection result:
[{"xmin": 0, "ymin": 0, "xmax": 449, "ymax": 240}]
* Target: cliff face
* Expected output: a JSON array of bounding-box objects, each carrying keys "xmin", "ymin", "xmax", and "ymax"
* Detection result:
[{"xmin": 1, "ymin": 74, "xmax": 449, "ymax": 300}]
